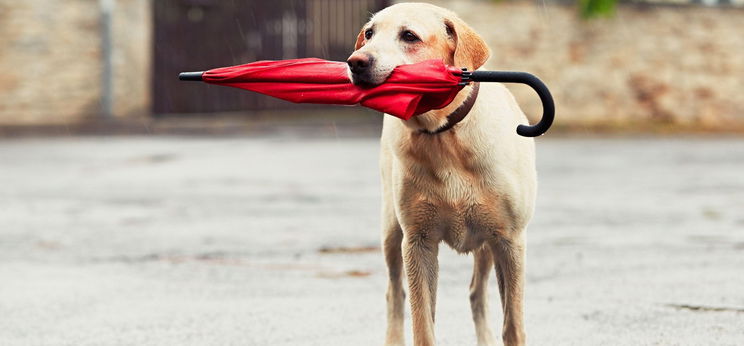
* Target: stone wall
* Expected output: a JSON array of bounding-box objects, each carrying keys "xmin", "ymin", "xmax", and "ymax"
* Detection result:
[
  {"xmin": 0, "ymin": 0, "xmax": 151, "ymax": 125},
  {"xmin": 422, "ymin": 0, "xmax": 744, "ymax": 130}
]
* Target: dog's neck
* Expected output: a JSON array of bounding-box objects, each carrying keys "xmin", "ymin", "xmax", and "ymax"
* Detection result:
[
  {"xmin": 406, "ymin": 83, "xmax": 480, "ymax": 134},
  {"xmin": 420, "ymin": 83, "xmax": 480, "ymax": 135}
]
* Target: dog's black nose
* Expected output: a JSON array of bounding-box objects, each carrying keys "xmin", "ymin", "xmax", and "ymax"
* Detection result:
[{"xmin": 347, "ymin": 53, "xmax": 373, "ymax": 75}]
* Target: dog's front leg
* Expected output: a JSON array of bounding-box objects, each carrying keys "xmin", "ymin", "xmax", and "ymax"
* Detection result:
[
  {"xmin": 382, "ymin": 224, "xmax": 406, "ymax": 346},
  {"xmin": 381, "ymin": 148, "xmax": 406, "ymax": 346},
  {"xmin": 490, "ymin": 235, "xmax": 526, "ymax": 346},
  {"xmin": 402, "ymin": 231, "xmax": 440, "ymax": 346}
]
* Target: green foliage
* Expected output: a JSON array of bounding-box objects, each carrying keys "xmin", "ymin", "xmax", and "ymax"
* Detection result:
[
  {"xmin": 579, "ymin": 0, "xmax": 617, "ymax": 19},
  {"xmin": 489, "ymin": 0, "xmax": 617, "ymax": 20}
]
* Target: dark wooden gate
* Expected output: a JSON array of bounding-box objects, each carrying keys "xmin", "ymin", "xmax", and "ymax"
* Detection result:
[{"xmin": 153, "ymin": 0, "xmax": 388, "ymax": 114}]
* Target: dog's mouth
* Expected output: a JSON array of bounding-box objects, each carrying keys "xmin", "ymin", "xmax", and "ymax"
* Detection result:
[
  {"xmin": 349, "ymin": 71, "xmax": 390, "ymax": 87},
  {"xmin": 349, "ymin": 73, "xmax": 376, "ymax": 87},
  {"xmin": 348, "ymin": 66, "xmax": 394, "ymax": 87}
]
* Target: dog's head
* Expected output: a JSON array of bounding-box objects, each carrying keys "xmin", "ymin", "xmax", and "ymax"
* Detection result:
[{"xmin": 347, "ymin": 3, "xmax": 490, "ymax": 86}]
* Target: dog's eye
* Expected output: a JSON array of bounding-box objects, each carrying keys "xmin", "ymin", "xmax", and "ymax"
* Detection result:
[
  {"xmin": 400, "ymin": 30, "xmax": 420, "ymax": 43},
  {"xmin": 364, "ymin": 29, "xmax": 374, "ymax": 40}
]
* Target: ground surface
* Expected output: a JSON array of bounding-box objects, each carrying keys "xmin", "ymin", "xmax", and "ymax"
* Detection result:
[{"xmin": 1, "ymin": 135, "xmax": 743, "ymax": 345}]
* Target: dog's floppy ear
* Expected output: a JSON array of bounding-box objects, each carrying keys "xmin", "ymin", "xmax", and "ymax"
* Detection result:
[
  {"xmin": 354, "ymin": 28, "xmax": 366, "ymax": 50},
  {"xmin": 444, "ymin": 17, "xmax": 490, "ymax": 70}
]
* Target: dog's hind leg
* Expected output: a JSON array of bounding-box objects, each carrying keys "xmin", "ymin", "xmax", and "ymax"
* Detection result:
[
  {"xmin": 402, "ymin": 231, "xmax": 440, "ymax": 346},
  {"xmin": 470, "ymin": 246, "xmax": 497, "ymax": 346},
  {"xmin": 489, "ymin": 234, "xmax": 526, "ymax": 346},
  {"xmin": 382, "ymin": 222, "xmax": 406, "ymax": 346}
]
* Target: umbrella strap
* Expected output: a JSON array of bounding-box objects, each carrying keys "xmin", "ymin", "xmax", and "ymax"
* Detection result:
[{"xmin": 423, "ymin": 82, "xmax": 480, "ymax": 135}]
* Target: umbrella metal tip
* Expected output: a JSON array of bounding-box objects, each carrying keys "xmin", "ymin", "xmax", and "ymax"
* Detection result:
[{"xmin": 179, "ymin": 72, "xmax": 204, "ymax": 81}]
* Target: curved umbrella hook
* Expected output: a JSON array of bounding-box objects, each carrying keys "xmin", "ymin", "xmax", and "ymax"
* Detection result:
[{"xmin": 466, "ymin": 71, "xmax": 555, "ymax": 137}]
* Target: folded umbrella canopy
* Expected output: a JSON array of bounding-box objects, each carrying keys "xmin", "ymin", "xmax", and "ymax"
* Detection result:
[{"xmin": 179, "ymin": 58, "xmax": 554, "ymax": 137}]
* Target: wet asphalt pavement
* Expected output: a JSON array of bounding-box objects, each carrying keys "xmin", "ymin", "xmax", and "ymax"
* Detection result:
[{"xmin": 1, "ymin": 135, "xmax": 743, "ymax": 345}]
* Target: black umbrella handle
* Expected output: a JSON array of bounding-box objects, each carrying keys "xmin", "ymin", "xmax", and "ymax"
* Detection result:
[
  {"xmin": 465, "ymin": 71, "xmax": 554, "ymax": 137},
  {"xmin": 179, "ymin": 72, "xmax": 204, "ymax": 81}
]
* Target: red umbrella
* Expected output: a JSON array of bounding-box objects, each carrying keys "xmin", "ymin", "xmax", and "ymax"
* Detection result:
[{"xmin": 179, "ymin": 58, "xmax": 554, "ymax": 137}]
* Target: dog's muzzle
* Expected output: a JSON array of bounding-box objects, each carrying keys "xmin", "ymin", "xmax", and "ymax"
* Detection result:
[{"xmin": 347, "ymin": 53, "xmax": 376, "ymax": 85}]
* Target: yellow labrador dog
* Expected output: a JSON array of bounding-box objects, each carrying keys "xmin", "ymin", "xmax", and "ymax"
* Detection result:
[{"xmin": 346, "ymin": 3, "xmax": 536, "ymax": 346}]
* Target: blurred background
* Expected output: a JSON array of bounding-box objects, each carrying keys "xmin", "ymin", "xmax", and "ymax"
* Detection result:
[
  {"xmin": 0, "ymin": 0, "xmax": 742, "ymax": 345},
  {"xmin": 1, "ymin": 0, "xmax": 743, "ymax": 132}
]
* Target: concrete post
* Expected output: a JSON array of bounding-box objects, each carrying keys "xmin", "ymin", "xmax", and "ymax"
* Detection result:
[{"xmin": 100, "ymin": 0, "xmax": 114, "ymax": 119}]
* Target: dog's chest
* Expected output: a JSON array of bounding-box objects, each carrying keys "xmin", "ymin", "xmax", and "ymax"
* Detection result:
[
  {"xmin": 406, "ymin": 174, "xmax": 514, "ymax": 253},
  {"xmin": 398, "ymin": 143, "xmax": 515, "ymax": 253}
]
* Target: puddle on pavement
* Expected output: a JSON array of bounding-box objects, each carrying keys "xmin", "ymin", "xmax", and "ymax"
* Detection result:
[
  {"xmin": 317, "ymin": 245, "xmax": 379, "ymax": 254},
  {"xmin": 666, "ymin": 303, "xmax": 744, "ymax": 313},
  {"xmin": 316, "ymin": 270, "xmax": 372, "ymax": 278}
]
